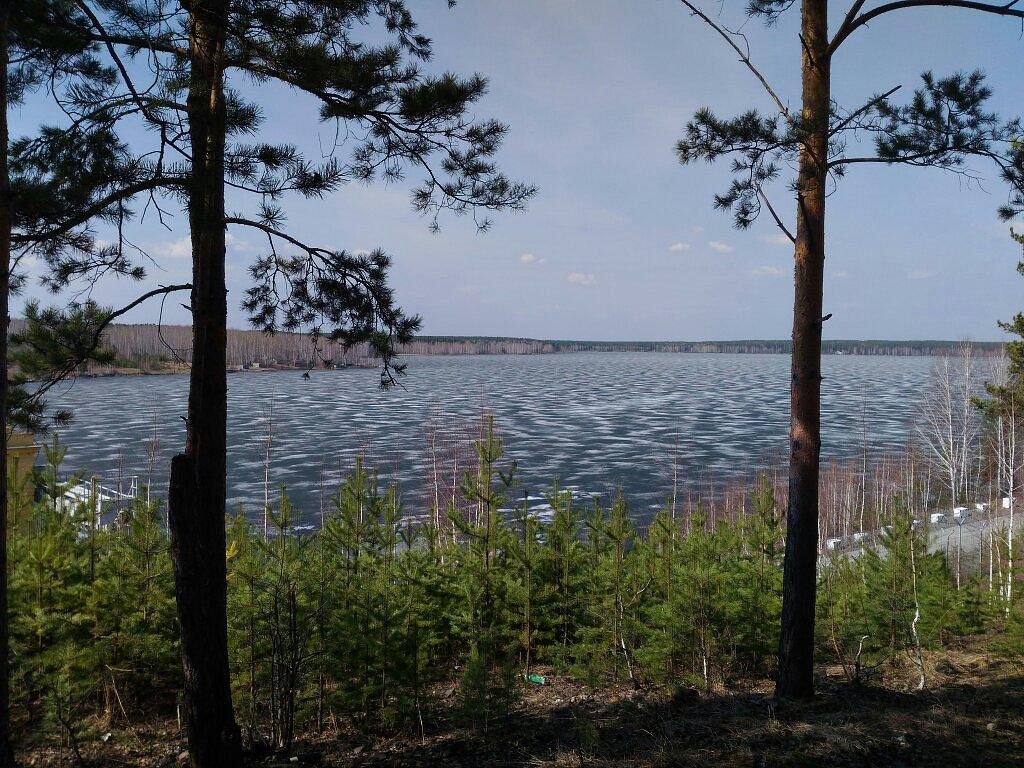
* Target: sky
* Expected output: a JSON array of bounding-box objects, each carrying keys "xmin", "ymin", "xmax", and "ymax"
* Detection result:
[{"xmin": 9, "ymin": 0, "xmax": 1024, "ymax": 341}]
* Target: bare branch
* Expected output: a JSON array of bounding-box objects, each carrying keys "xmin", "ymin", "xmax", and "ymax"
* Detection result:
[
  {"xmin": 830, "ymin": 0, "xmax": 1024, "ymax": 55},
  {"xmin": 758, "ymin": 188, "xmax": 796, "ymax": 243},
  {"xmin": 676, "ymin": 0, "xmax": 792, "ymax": 121},
  {"xmin": 831, "ymin": 85, "xmax": 902, "ymax": 136},
  {"xmin": 831, "ymin": 0, "xmax": 870, "ymax": 54},
  {"xmin": 92, "ymin": 284, "xmax": 193, "ymax": 343}
]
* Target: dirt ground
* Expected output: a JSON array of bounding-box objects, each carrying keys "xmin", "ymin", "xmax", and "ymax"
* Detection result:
[{"xmin": 17, "ymin": 646, "xmax": 1024, "ymax": 768}]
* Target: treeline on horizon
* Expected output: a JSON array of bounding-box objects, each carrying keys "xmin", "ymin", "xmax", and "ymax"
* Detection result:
[
  {"xmin": 11, "ymin": 321, "xmax": 1003, "ymax": 372},
  {"xmin": 429, "ymin": 337, "xmax": 1005, "ymax": 356}
]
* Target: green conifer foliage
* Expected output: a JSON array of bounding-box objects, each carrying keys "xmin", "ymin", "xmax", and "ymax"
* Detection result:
[
  {"xmin": 819, "ymin": 504, "xmax": 990, "ymax": 684},
  {"xmin": 730, "ymin": 478, "xmax": 783, "ymax": 677},
  {"xmin": 9, "ymin": 489, "xmax": 91, "ymax": 738},
  {"xmin": 649, "ymin": 502, "xmax": 729, "ymax": 691},
  {"xmin": 450, "ymin": 415, "xmax": 518, "ymax": 729},
  {"xmin": 538, "ymin": 484, "xmax": 586, "ymax": 672},
  {"xmin": 263, "ymin": 491, "xmax": 316, "ymax": 749},
  {"xmin": 507, "ymin": 497, "xmax": 549, "ymax": 678},
  {"xmin": 1, "ymin": 432, "xmax": 1012, "ymax": 751},
  {"xmin": 88, "ymin": 498, "xmax": 178, "ymax": 724},
  {"xmin": 575, "ymin": 495, "xmax": 644, "ymax": 685},
  {"xmin": 225, "ymin": 510, "xmax": 265, "ymax": 744}
]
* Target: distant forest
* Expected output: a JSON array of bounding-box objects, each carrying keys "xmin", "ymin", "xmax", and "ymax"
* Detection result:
[{"xmin": 47, "ymin": 323, "xmax": 1004, "ymax": 373}]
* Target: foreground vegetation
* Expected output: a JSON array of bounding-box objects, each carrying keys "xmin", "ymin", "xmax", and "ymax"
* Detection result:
[{"xmin": 7, "ymin": 426, "xmax": 1022, "ymax": 765}]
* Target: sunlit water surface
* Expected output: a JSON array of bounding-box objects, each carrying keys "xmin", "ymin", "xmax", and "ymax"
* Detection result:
[{"xmin": 48, "ymin": 353, "xmax": 937, "ymax": 524}]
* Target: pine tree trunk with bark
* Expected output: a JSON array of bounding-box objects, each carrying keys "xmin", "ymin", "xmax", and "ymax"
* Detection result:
[
  {"xmin": 0, "ymin": 5, "xmax": 12, "ymax": 763},
  {"xmin": 167, "ymin": 1, "xmax": 242, "ymax": 764},
  {"xmin": 776, "ymin": 0, "xmax": 829, "ymax": 701}
]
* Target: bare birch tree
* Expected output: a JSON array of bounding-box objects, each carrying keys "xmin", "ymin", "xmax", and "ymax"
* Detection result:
[
  {"xmin": 991, "ymin": 393, "xmax": 1022, "ymax": 611},
  {"xmin": 916, "ymin": 343, "xmax": 980, "ymax": 509}
]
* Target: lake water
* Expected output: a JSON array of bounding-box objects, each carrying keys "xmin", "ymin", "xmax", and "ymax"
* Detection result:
[{"xmin": 47, "ymin": 353, "xmax": 937, "ymax": 523}]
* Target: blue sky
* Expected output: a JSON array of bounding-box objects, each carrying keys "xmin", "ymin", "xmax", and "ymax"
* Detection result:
[{"xmin": 10, "ymin": 0, "xmax": 1024, "ymax": 340}]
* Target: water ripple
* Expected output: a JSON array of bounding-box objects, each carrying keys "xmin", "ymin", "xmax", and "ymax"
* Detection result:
[{"xmin": 48, "ymin": 352, "xmax": 936, "ymax": 522}]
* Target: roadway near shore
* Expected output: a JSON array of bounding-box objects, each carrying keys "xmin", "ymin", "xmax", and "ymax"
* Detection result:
[{"xmin": 828, "ymin": 504, "xmax": 1023, "ymax": 568}]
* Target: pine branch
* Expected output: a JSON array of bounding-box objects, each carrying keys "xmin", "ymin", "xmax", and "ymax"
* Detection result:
[
  {"xmin": 11, "ymin": 177, "xmax": 184, "ymax": 244},
  {"xmin": 23, "ymin": 284, "xmax": 192, "ymax": 401}
]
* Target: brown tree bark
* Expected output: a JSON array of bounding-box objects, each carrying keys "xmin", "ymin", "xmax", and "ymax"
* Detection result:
[
  {"xmin": 167, "ymin": 0, "xmax": 242, "ymax": 764},
  {"xmin": 0, "ymin": 5, "xmax": 12, "ymax": 763},
  {"xmin": 776, "ymin": 0, "xmax": 830, "ymax": 701}
]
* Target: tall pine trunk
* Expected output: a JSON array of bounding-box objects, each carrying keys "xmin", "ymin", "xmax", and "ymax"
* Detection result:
[
  {"xmin": 776, "ymin": 0, "xmax": 829, "ymax": 701},
  {"xmin": 167, "ymin": 1, "xmax": 242, "ymax": 764},
  {"xmin": 0, "ymin": 5, "xmax": 12, "ymax": 763}
]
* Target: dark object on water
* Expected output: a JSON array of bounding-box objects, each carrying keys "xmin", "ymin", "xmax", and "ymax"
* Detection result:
[{"xmin": 302, "ymin": 371, "xmax": 311, "ymax": 380}]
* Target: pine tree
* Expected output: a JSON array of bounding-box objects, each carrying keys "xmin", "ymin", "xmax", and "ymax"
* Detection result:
[
  {"xmin": 507, "ymin": 497, "xmax": 550, "ymax": 678},
  {"xmin": 451, "ymin": 415, "xmax": 518, "ymax": 729},
  {"xmin": 575, "ymin": 494, "xmax": 644, "ymax": 685},
  {"xmin": 261, "ymin": 490, "xmax": 315, "ymax": 750},
  {"xmin": 539, "ymin": 483, "xmax": 586, "ymax": 673},
  {"xmin": 633, "ymin": 507, "xmax": 680, "ymax": 682},
  {"xmin": 974, "ymin": 228, "xmax": 1024, "ymax": 618},
  {"xmin": 818, "ymin": 503, "xmax": 980, "ymax": 687},
  {"xmin": 661, "ymin": 503, "xmax": 729, "ymax": 691},
  {"xmin": 860, "ymin": 510, "xmax": 930, "ymax": 669},
  {"xmin": 729, "ymin": 478, "xmax": 783, "ymax": 677},
  {"xmin": 3, "ymin": 5, "xmax": 165, "ymax": 754},
  {"xmin": 87, "ymin": 498, "xmax": 178, "ymax": 725},
  {"xmin": 8, "ymin": 462, "xmax": 92, "ymax": 746},
  {"xmin": 675, "ymin": 0, "xmax": 1024, "ymax": 699},
  {"xmin": 391, "ymin": 522, "xmax": 446, "ymax": 739},
  {"xmin": 63, "ymin": 4, "xmax": 535, "ymax": 760},
  {"xmin": 319, "ymin": 457, "xmax": 375, "ymax": 728},
  {"xmin": 226, "ymin": 510, "xmax": 266, "ymax": 744},
  {"xmin": 818, "ymin": 553, "xmax": 872, "ymax": 683}
]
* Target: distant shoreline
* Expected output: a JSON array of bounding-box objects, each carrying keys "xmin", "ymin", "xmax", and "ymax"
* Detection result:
[
  {"xmin": 29, "ymin": 322, "xmax": 1000, "ymax": 377},
  {"xmin": 408, "ymin": 337, "xmax": 1003, "ymax": 356},
  {"xmin": 69, "ymin": 337, "xmax": 1002, "ymax": 378}
]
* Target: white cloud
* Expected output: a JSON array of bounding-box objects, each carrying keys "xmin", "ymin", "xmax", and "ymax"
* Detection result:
[
  {"xmin": 908, "ymin": 269, "xmax": 934, "ymax": 280},
  {"xmin": 668, "ymin": 242, "xmax": 691, "ymax": 253},
  {"xmin": 567, "ymin": 272, "xmax": 596, "ymax": 286},
  {"xmin": 226, "ymin": 233, "xmax": 255, "ymax": 254},
  {"xmin": 520, "ymin": 252, "xmax": 546, "ymax": 264},
  {"xmin": 833, "ymin": 270, "xmax": 850, "ymax": 279},
  {"xmin": 759, "ymin": 233, "xmax": 792, "ymax": 247},
  {"xmin": 691, "ymin": 226, "xmax": 704, "ymax": 234},
  {"xmin": 149, "ymin": 238, "xmax": 192, "ymax": 260},
  {"xmin": 141, "ymin": 235, "xmax": 255, "ymax": 261},
  {"xmin": 751, "ymin": 265, "xmax": 783, "ymax": 276},
  {"xmin": 709, "ymin": 241, "xmax": 735, "ymax": 254}
]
